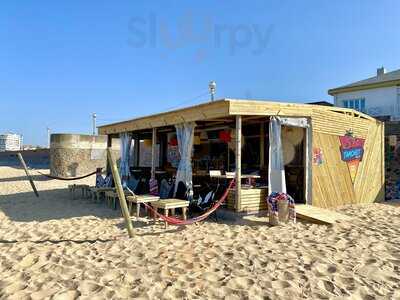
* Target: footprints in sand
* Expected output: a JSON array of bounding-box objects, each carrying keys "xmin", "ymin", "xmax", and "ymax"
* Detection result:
[{"xmin": 1, "ymin": 167, "xmax": 400, "ymax": 299}]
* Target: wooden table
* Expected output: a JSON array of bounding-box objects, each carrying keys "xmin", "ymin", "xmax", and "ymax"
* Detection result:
[
  {"xmin": 126, "ymin": 195, "xmax": 160, "ymax": 217},
  {"xmin": 210, "ymin": 174, "xmax": 261, "ymax": 179},
  {"xmin": 151, "ymin": 199, "xmax": 189, "ymax": 228},
  {"xmin": 210, "ymin": 174, "xmax": 261, "ymax": 185}
]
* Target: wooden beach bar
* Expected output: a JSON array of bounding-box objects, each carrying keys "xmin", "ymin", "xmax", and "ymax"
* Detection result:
[{"xmin": 98, "ymin": 99, "xmax": 384, "ymax": 213}]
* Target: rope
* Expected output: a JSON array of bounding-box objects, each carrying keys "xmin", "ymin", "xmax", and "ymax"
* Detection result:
[
  {"xmin": 139, "ymin": 180, "xmax": 234, "ymax": 226},
  {"xmin": 34, "ymin": 170, "xmax": 98, "ymax": 181}
]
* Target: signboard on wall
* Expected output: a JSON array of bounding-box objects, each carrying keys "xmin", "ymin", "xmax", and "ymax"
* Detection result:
[
  {"xmin": 167, "ymin": 145, "xmax": 180, "ymax": 168},
  {"xmin": 139, "ymin": 141, "xmax": 160, "ymax": 167},
  {"xmin": 339, "ymin": 135, "xmax": 365, "ymax": 183}
]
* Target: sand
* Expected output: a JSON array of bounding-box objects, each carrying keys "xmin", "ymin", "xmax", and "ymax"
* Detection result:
[{"xmin": 0, "ymin": 166, "xmax": 400, "ymax": 299}]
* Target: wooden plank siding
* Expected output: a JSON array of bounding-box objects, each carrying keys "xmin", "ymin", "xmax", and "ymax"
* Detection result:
[
  {"xmin": 312, "ymin": 132, "xmax": 356, "ymax": 208},
  {"xmin": 227, "ymin": 188, "xmax": 268, "ymax": 212},
  {"xmin": 353, "ymin": 121, "xmax": 385, "ymax": 204},
  {"xmin": 312, "ymin": 122, "xmax": 384, "ymax": 208}
]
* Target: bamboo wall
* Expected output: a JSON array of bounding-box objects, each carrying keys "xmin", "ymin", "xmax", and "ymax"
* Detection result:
[{"xmin": 312, "ymin": 120, "xmax": 384, "ymax": 208}]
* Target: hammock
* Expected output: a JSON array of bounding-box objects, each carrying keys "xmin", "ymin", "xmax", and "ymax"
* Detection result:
[
  {"xmin": 35, "ymin": 170, "xmax": 98, "ymax": 181},
  {"xmin": 139, "ymin": 180, "xmax": 234, "ymax": 226}
]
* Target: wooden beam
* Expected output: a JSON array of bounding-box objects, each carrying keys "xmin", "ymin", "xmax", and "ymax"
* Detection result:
[
  {"xmin": 260, "ymin": 122, "xmax": 265, "ymax": 168},
  {"xmin": 17, "ymin": 153, "xmax": 39, "ymax": 197},
  {"xmin": 134, "ymin": 137, "xmax": 139, "ymax": 167},
  {"xmin": 235, "ymin": 115, "xmax": 242, "ymax": 212},
  {"xmin": 151, "ymin": 128, "xmax": 156, "ymax": 179},
  {"xmin": 107, "ymin": 148, "xmax": 134, "ymax": 238}
]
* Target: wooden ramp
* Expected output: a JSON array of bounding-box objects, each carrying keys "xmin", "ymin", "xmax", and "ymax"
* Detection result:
[{"xmin": 295, "ymin": 204, "xmax": 351, "ymax": 225}]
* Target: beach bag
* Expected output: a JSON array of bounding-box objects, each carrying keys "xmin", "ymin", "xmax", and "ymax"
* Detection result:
[{"xmin": 266, "ymin": 192, "xmax": 296, "ymax": 226}]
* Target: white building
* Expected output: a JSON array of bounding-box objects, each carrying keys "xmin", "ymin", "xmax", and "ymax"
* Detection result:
[
  {"xmin": 329, "ymin": 67, "xmax": 400, "ymax": 121},
  {"xmin": 0, "ymin": 133, "xmax": 23, "ymax": 152}
]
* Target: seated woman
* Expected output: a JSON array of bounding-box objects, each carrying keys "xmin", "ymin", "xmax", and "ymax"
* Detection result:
[{"xmin": 95, "ymin": 168, "xmax": 106, "ymax": 187}]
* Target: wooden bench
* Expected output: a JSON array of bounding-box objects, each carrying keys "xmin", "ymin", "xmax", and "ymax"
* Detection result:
[
  {"xmin": 104, "ymin": 190, "xmax": 132, "ymax": 210},
  {"xmin": 68, "ymin": 184, "xmax": 90, "ymax": 199},
  {"xmin": 126, "ymin": 195, "xmax": 160, "ymax": 217},
  {"xmin": 89, "ymin": 187, "xmax": 115, "ymax": 203},
  {"xmin": 152, "ymin": 199, "xmax": 189, "ymax": 228}
]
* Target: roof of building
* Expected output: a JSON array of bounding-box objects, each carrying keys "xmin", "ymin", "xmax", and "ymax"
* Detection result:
[
  {"xmin": 98, "ymin": 98, "xmax": 378, "ymax": 138},
  {"xmin": 306, "ymin": 101, "xmax": 333, "ymax": 106},
  {"xmin": 328, "ymin": 68, "xmax": 400, "ymax": 95}
]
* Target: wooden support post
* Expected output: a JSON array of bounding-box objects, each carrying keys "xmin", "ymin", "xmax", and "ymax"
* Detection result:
[
  {"xmin": 107, "ymin": 148, "xmax": 135, "ymax": 238},
  {"xmin": 235, "ymin": 115, "xmax": 242, "ymax": 212},
  {"xmin": 260, "ymin": 122, "xmax": 265, "ymax": 169},
  {"xmin": 227, "ymin": 143, "xmax": 230, "ymax": 172},
  {"xmin": 106, "ymin": 135, "xmax": 112, "ymax": 175},
  {"xmin": 133, "ymin": 137, "xmax": 139, "ymax": 167},
  {"xmin": 151, "ymin": 128, "xmax": 156, "ymax": 179},
  {"xmin": 17, "ymin": 153, "xmax": 39, "ymax": 197}
]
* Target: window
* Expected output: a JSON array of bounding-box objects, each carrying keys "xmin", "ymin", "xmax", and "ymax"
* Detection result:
[{"xmin": 342, "ymin": 98, "xmax": 366, "ymax": 113}]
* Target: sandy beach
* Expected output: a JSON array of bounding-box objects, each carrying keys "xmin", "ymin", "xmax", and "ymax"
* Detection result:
[{"xmin": 0, "ymin": 166, "xmax": 399, "ymax": 299}]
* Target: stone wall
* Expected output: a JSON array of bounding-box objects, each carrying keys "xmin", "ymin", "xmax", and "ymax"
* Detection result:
[{"xmin": 50, "ymin": 134, "xmax": 111, "ymax": 177}]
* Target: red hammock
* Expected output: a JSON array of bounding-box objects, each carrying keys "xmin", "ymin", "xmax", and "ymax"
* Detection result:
[{"xmin": 141, "ymin": 180, "xmax": 234, "ymax": 225}]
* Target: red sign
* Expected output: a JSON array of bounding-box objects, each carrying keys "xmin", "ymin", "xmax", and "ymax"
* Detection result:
[{"xmin": 339, "ymin": 135, "xmax": 365, "ymax": 183}]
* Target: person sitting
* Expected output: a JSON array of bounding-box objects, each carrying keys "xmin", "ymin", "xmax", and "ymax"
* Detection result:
[
  {"xmin": 95, "ymin": 168, "xmax": 106, "ymax": 187},
  {"xmin": 175, "ymin": 181, "xmax": 188, "ymax": 200},
  {"xmin": 159, "ymin": 178, "xmax": 173, "ymax": 199},
  {"xmin": 104, "ymin": 172, "xmax": 113, "ymax": 187},
  {"xmin": 126, "ymin": 174, "xmax": 139, "ymax": 191}
]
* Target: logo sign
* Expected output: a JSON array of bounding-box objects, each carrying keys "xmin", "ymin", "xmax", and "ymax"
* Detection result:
[
  {"xmin": 339, "ymin": 135, "xmax": 365, "ymax": 183},
  {"xmin": 341, "ymin": 147, "xmax": 364, "ymax": 162},
  {"xmin": 313, "ymin": 147, "xmax": 323, "ymax": 165}
]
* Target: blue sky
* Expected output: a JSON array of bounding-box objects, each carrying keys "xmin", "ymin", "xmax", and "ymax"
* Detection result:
[{"xmin": 1, "ymin": 1, "xmax": 399, "ymax": 145}]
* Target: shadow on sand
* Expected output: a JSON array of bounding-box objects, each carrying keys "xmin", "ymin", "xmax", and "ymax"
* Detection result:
[
  {"xmin": 0, "ymin": 188, "xmax": 121, "ymax": 222},
  {"xmin": 0, "ymin": 173, "xmax": 52, "ymax": 183}
]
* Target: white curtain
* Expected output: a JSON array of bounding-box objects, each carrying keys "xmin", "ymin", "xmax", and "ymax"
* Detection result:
[
  {"xmin": 174, "ymin": 122, "xmax": 196, "ymax": 199},
  {"xmin": 119, "ymin": 132, "xmax": 132, "ymax": 180},
  {"xmin": 268, "ymin": 117, "xmax": 286, "ymax": 195}
]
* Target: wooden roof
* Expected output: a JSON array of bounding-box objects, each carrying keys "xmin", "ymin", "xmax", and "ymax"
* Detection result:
[{"xmin": 98, "ymin": 98, "xmax": 379, "ymax": 137}]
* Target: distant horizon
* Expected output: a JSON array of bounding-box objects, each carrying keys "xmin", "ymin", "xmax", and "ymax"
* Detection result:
[{"xmin": 1, "ymin": 1, "xmax": 399, "ymax": 146}]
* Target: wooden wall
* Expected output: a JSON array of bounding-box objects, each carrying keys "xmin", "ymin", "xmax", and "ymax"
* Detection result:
[
  {"xmin": 227, "ymin": 188, "xmax": 267, "ymax": 212},
  {"xmin": 312, "ymin": 121, "xmax": 384, "ymax": 208}
]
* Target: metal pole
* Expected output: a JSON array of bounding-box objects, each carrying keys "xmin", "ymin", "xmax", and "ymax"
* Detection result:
[
  {"xmin": 151, "ymin": 128, "xmax": 157, "ymax": 179},
  {"xmin": 47, "ymin": 127, "xmax": 51, "ymax": 148},
  {"xmin": 92, "ymin": 113, "xmax": 97, "ymax": 136},
  {"xmin": 235, "ymin": 115, "xmax": 242, "ymax": 212}
]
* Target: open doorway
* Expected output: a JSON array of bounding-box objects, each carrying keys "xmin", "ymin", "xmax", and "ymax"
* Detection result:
[{"xmin": 281, "ymin": 125, "xmax": 306, "ymax": 204}]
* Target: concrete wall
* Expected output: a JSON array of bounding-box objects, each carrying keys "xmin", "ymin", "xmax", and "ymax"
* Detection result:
[
  {"xmin": 50, "ymin": 134, "xmax": 109, "ymax": 177},
  {"xmin": 334, "ymin": 86, "xmax": 400, "ymax": 120}
]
